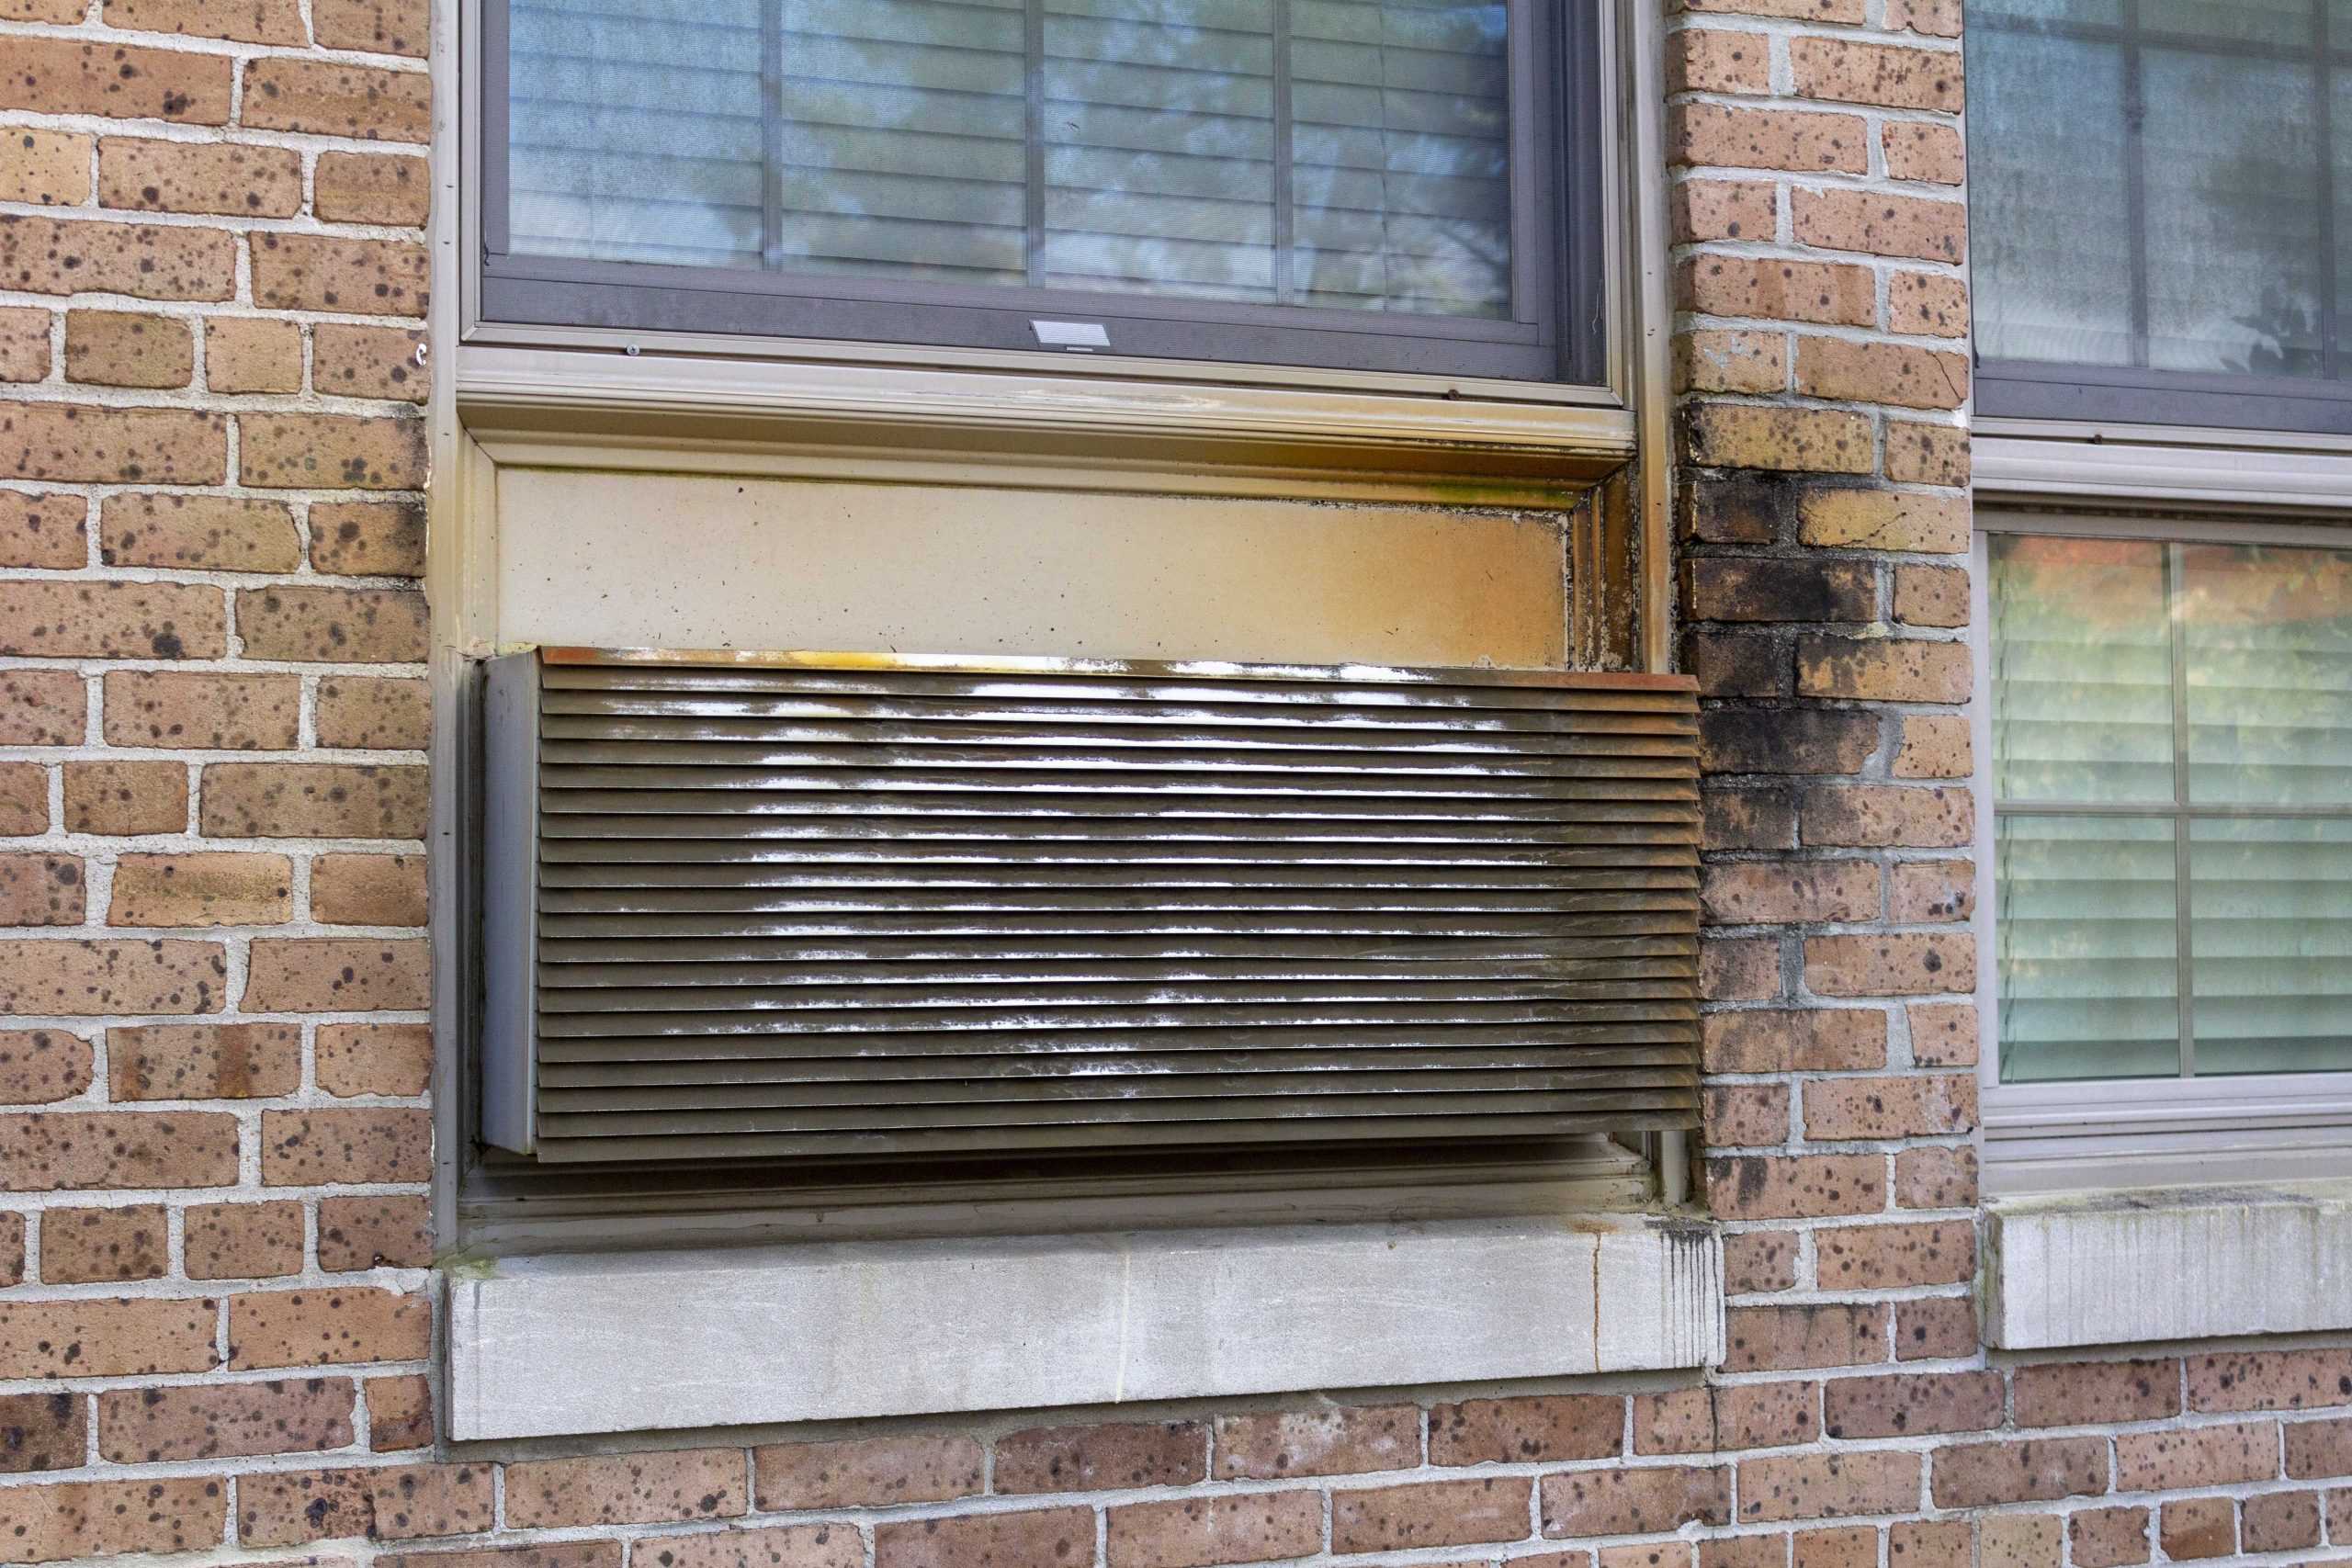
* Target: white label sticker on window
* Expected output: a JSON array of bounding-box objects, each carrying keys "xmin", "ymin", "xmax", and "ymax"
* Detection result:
[{"xmin": 1031, "ymin": 320, "xmax": 1111, "ymax": 350}]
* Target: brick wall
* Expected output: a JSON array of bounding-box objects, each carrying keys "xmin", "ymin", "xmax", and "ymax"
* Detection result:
[{"xmin": 5, "ymin": 1, "xmax": 2352, "ymax": 1566}]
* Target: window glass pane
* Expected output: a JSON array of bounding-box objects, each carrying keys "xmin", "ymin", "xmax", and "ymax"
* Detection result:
[
  {"xmin": 2139, "ymin": 48, "xmax": 2323, "ymax": 377},
  {"xmin": 506, "ymin": 0, "xmax": 1515, "ymax": 321},
  {"xmin": 1997, "ymin": 814, "xmax": 2182, "ymax": 1083},
  {"xmin": 1990, "ymin": 535, "xmax": 2175, "ymax": 804},
  {"xmin": 2189, "ymin": 818, "xmax": 2352, "ymax": 1074},
  {"xmin": 2142, "ymin": 0, "xmax": 2311, "ymax": 43},
  {"xmin": 2182, "ymin": 545, "xmax": 2352, "ymax": 806},
  {"xmin": 1971, "ymin": 0, "xmax": 2123, "ymax": 21},
  {"xmin": 1967, "ymin": 27, "xmax": 2133, "ymax": 367}
]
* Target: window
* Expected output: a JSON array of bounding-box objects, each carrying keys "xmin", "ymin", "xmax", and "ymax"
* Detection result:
[
  {"xmin": 479, "ymin": 0, "xmax": 1604, "ymax": 382},
  {"xmin": 1967, "ymin": 0, "xmax": 2352, "ymax": 432},
  {"xmin": 1976, "ymin": 517, "xmax": 2352, "ymax": 1185}
]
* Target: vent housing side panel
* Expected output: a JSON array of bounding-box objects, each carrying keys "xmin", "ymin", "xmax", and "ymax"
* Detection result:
[{"xmin": 482, "ymin": 649, "xmax": 1702, "ymax": 1170}]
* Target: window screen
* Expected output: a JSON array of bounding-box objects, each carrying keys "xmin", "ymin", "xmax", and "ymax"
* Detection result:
[
  {"xmin": 482, "ymin": 0, "xmax": 1600, "ymax": 379},
  {"xmin": 1989, "ymin": 533, "xmax": 2352, "ymax": 1083},
  {"xmin": 1968, "ymin": 0, "xmax": 2352, "ymax": 430}
]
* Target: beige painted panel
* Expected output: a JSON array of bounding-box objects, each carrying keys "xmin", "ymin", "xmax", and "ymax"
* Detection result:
[{"xmin": 494, "ymin": 469, "xmax": 1566, "ymax": 667}]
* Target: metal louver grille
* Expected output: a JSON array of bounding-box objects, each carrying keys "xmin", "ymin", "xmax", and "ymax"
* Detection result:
[{"xmin": 481, "ymin": 649, "xmax": 1702, "ymax": 1166}]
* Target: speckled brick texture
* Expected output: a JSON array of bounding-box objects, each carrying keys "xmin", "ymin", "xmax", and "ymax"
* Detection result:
[{"xmin": 6, "ymin": 1, "xmax": 2352, "ymax": 1565}]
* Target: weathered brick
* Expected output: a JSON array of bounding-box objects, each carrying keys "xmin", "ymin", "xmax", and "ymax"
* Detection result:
[
  {"xmin": 1635, "ymin": 1382, "xmax": 1817, "ymax": 1454},
  {"xmin": 238, "ymin": 1462, "xmax": 492, "ymax": 1545},
  {"xmin": 505, "ymin": 1449, "xmax": 747, "ymax": 1528},
  {"xmin": 2, "ymin": 132, "xmax": 88, "ymax": 208},
  {"xmin": 185, "ymin": 1200, "xmax": 305, "ymax": 1280},
  {"xmin": 1723, "ymin": 1303, "xmax": 1888, "ymax": 1372},
  {"xmin": 0, "ymin": 671, "xmax": 80, "ymax": 748},
  {"xmin": 2239, "ymin": 1491, "xmax": 2319, "ymax": 1553},
  {"xmin": 1431, "ymin": 1393, "xmax": 1622, "ymax": 1465},
  {"xmin": 1708, "ymin": 1155, "xmax": 1885, "ymax": 1222},
  {"xmin": 0, "ymin": 1296, "xmax": 218, "ymax": 1377},
  {"xmin": 62, "ymin": 761, "xmax": 184, "ymax": 836},
  {"xmin": 263, "ymin": 1106, "xmax": 429, "ymax": 1185},
  {"xmin": 103, "ymin": 671, "xmax": 300, "ymax": 750},
  {"xmin": 995, "ymin": 1420, "xmax": 1204, "ymax": 1493},
  {"xmin": 317, "ymin": 1192, "xmax": 431, "ymax": 1269},
  {"xmin": 1333, "ymin": 1477, "xmax": 1529, "ymax": 1551},
  {"xmin": 228, "ymin": 1285, "xmax": 430, "ymax": 1368},
  {"xmin": 1701, "ymin": 1539, "xmax": 1785, "ymax": 1568},
  {"xmin": 1669, "ymin": 28, "xmax": 1770, "ymax": 94},
  {"xmin": 1893, "ymin": 715, "xmax": 1971, "ymax": 779},
  {"xmin": 2120, "ymin": 1422, "xmax": 2282, "ymax": 1489},
  {"xmin": 0, "ymin": 1110, "xmax": 238, "ymax": 1190},
  {"xmin": 1685, "ymin": 558, "xmax": 1872, "ymax": 624},
  {"xmin": 1888, "ymin": 272, "xmax": 1969, "ymax": 337},
  {"xmin": 1797, "ymin": 488, "xmax": 1968, "ymax": 552},
  {"xmin": 0, "ymin": 1392, "xmax": 85, "ymax": 1474},
  {"xmin": 243, "ymin": 57, "xmax": 431, "ymax": 140},
  {"xmin": 96, "ymin": 1377, "xmax": 352, "ymax": 1462},
  {"xmin": 1822, "ymin": 1371, "xmax": 2001, "ymax": 1438},
  {"xmin": 1790, "ymin": 37, "xmax": 1962, "ymax": 111},
  {"xmin": 1704, "ymin": 1009, "xmax": 1885, "ymax": 1073},
  {"xmin": 1804, "ymin": 1076, "xmax": 1975, "ymax": 1139},
  {"xmin": 0, "ymin": 941, "xmax": 228, "ymax": 1015},
  {"xmin": 1706, "ymin": 1082, "xmax": 1790, "ymax": 1146},
  {"xmin": 108, "ymin": 851, "xmax": 292, "ymax": 928},
  {"xmin": 311, "ymin": 852, "xmax": 427, "ymax": 928},
  {"xmin": 753, "ymin": 1436, "xmax": 983, "ymax": 1510},
  {"xmin": 314, "ymin": 322, "xmax": 427, "ymax": 403},
  {"xmin": 1674, "ymin": 180, "xmax": 1777, "ymax": 246},
  {"xmin": 381, "ymin": 1547, "xmax": 618, "ymax": 1568},
  {"xmin": 1796, "ymin": 639, "xmax": 1969, "ymax": 705},
  {"xmin": 0, "ymin": 217, "xmax": 237, "ymax": 301},
  {"xmin": 104, "ymin": 0, "xmax": 305, "ymax": 43},
  {"xmin": 0, "ymin": 852, "xmax": 78, "ymax": 927},
  {"xmin": 1705, "ymin": 786, "xmax": 1798, "ymax": 849},
  {"xmin": 878, "ymin": 1508, "xmax": 1098, "ymax": 1568},
  {"xmin": 1893, "ymin": 565, "xmax": 1968, "ymax": 628},
  {"xmin": 312, "ymin": 499, "xmax": 426, "ymax": 576},
  {"xmin": 2287, "ymin": 1416, "xmax": 2352, "ymax": 1478},
  {"xmin": 0, "ymin": 763, "xmax": 52, "ymax": 833},
  {"xmin": 1884, "ymin": 421, "xmax": 1968, "ymax": 485},
  {"xmin": 1702, "ymin": 861, "xmax": 1879, "ymax": 926},
  {"xmin": 1701, "ymin": 707, "xmax": 1879, "ymax": 775},
  {"xmin": 1213, "ymin": 1404, "xmax": 1420, "ymax": 1481},
  {"xmin": 238, "ymin": 584, "xmax": 428, "ymax": 660},
  {"xmin": 1888, "ymin": 1519, "xmax": 1967, "ymax": 1568},
  {"xmin": 97, "ymin": 137, "xmax": 301, "ymax": 217},
  {"xmin": 315, "ymin": 0, "xmax": 426, "ymax": 52},
  {"xmin": 1688, "ymin": 405, "xmax": 1873, "ymax": 475},
  {"xmin": 1690, "ymin": 634, "xmax": 1793, "ymax": 703},
  {"xmin": 2158, "ymin": 1497, "xmax": 2233, "ymax": 1560},
  {"xmin": 1677, "ymin": 328, "xmax": 1787, "ymax": 395},
  {"xmin": 1722, "ymin": 1228, "xmax": 1799, "ymax": 1293},
  {"xmin": 1883, "ymin": 122, "xmax": 1964, "ymax": 185},
  {"xmin": 1679, "ymin": 0, "xmax": 1864, "ymax": 17},
  {"xmin": 0, "ymin": 37, "xmax": 232, "ymax": 119},
  {"xmin": 40, "ymin": 1202, "xmax": 165, "ymax": 1282},
  {"xmin": 368, "ymin": 1372, "xmax": 433, "ymax": 1450},
  {"xmin": 108, "ymin": 1021, "xmax": 300, "ymax": 1099},
  {"xmin": 1704, "ymin": 937, "xmax": 1782, "ymax": 1001},
  {"xmin": 1804, "ymin": 932, "xmax": 1973, "ymax": 996},
  {"xmin": 0, "ymin": 307, "xmax": 48, "ymax": 382},
  {"xmin": 315, "ymin": 1020, "xmax": 432, "ymax": 1096},
  {"xmin": 1976, "ymin": 1514, "xmax": 2063, "ymax": 1568},
  {"xmin": 317, "ymin": 675, "xmax": 430, "ymax": 749},
  {"xmin": 1815, "ymin": 1219, "xmax": 1974, "ymax": 1289},
  {"xmin": 1539, "ymin": 1466, "xmax": 1731, "ymax": 1537},
  {"xmin": 2012, "ymin": 1359, "xmax": 2179, "ymax": 1427},
  {"xmin": 101, "ymin": 493, "xmax": 302, "ymax": 572},
  {"xmin": 1930, "ymin": 1438, "xmax": 2109, "ymax": 1507},
  {"xmin": 1794, "ymin": 339, "xmax": 1968, "ymax": 411},
  {"xmin": 639, "ymin": 1527, "xmax": 861, "ymax": 1568},
  {"xmin": 1905, "ymin": 1001, "xmax": 1976, "ymax": 1066},
  {"xmin": 0, "ymin": 1477, "xmax": 226, "ymax": 1562},
  {"xmin": 205, "ymin": 316, "xmax": 302, "ymax": 393},
  {"xmin": 1737, "ymin": 1451, "xmax": 1918, "ymax": 1523},
  {"xmin": 0, "ymin": 491, "xmax": 85, "ymax": 570},
  {"xmin": 1680, "ymin": 257, "xmax": 1876, "ymax": 327},
  {"xmin": 200, "ymin": 762, "xmax": 427, "ymax": 839},
  {"xmin": 1894, "ymin": 1295, "xmax": 1976, "ymax": 1361},
  {"xmin": 0, "ymin": 1029, "xmax": 93, "ymax": 1104},
  {"xmin": 0, "ymin": 1211, "xmax": 19, "ymax": 1283},
  {"xmin": 1793, "ymin": 189, "xmax": 1963, "ymax": 262},
  {"xmin": 2, "ymin": 404, "xmax": 223, "ymax": 491},
  {"xmin": 316, "ymin": 150, "xmax": 431, "ymax": 224},
  {"xmin": 244, "ymin": 938, "xmax": 428, "ymax": 1011},
  {"xmin": 2188, "ymin": 1348, "xmax": 2352, "ymax": 1413},
  {"xmin": 1886, "ymin": 0, "xmax": 1961, "ymax": 35},
  {"xmin": 240, "ymin": 413, "xmax": 428, "ymax": 491},
  {"xmin": 1671, "ymin": 104, "xmax": 1868, "ymax": 174},
  {"xmin": 2069, "ymin": 1506, "xmax": 2150, "ymax": 1568}
]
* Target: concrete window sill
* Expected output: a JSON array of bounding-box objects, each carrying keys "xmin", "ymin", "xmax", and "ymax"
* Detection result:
[
  {"xmin": 445, "ymin": 1214, "xmax": 1724, "ymax": 1441},
  {"xmin": 1984, "ymin": 1179, "xmax": 2352, "ymax": 1350}
]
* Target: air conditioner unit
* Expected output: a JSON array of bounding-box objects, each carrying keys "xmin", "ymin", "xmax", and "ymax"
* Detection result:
[{"xmin": 480, "ymin": 649, "xmax": 1701, "ymax": 1168}]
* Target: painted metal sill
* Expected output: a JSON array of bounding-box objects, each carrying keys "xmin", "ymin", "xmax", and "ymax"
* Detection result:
[
  {"xmin": 1984, "ymin": 1179, "xmax": 2352, "ymax": 1350},
  {"xmin": 444, "ymin": 1213, "xmax": 1724, "ymax": 1442}
]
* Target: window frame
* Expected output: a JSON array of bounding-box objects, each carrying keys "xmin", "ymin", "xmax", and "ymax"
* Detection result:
[
  {"xmin": 1968, "ymin": 2, "xmax": 2352, "ymax": 436},
  {"xmin": 472, "ymin": 0, "xmax": 1611, "ymax": 388},
  {"xmin": 1971, "ymin": 507, "xmax": 2352, "ymax": 1193}
]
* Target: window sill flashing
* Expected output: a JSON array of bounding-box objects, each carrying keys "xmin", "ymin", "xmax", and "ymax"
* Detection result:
[
  {"xmin": 444, "ymin": 1213, "xmax": 1723, "ymax": 1442},
  {"xmin": 1974, "ymin": 419, "xmax": 2352, "ymax": 512},
  {"xmin": 455, "ymin": 344, "xmax": 1637, "ymax": 508},
  {"xmin": 1984, "ymin": 1179, "xmax": 2352, "ymax": 1350}
]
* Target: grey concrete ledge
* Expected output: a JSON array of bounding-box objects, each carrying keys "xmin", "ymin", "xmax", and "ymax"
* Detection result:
[
  {"xmin": 1984, "ymin": 1179, "xmax": 2352, "ymax": 1350},
  {"xmin": 447, "ymin": 1214, "xmax": 1723, "ymax": 1441}
]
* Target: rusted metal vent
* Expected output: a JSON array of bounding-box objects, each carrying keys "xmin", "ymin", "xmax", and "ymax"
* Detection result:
[{"xmin": 481, "ymin": 649, "xmax": 1702, "ymax": 1166}]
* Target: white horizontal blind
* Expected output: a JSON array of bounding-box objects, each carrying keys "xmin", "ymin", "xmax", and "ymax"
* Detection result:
[
  {"xmin": 1990, "ymin": 534, "xmax": 2352, "ymax": 1084},
  {"xmin": 505, "ymin": 0, "xmax": 1515, "ymax": 320}
]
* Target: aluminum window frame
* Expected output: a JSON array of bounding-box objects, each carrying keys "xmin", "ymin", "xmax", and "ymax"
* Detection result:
[
  {"xmin": 474, "ymin": 0, "xmax": 1611, "ymax": 387},
  {"xmin": 1971, "ymin": 507, "xmax": 2352, "ymax": 1194},
  {"xmin": 1968, "ymin": 2, "xmax": 2352, "ymax": 435}
]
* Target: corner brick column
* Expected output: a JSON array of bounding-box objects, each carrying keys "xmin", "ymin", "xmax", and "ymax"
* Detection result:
[
  {"xmin": 1666, "ymin": 0, "xmax": 1984, "ymax": 1507},
  {"xmin": 0, "ymin": 0, "xmax": 437, "ymax": 1551}
]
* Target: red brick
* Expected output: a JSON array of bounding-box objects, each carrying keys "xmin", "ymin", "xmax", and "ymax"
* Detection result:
[
  {"xmin": 199, "ymin": 762, "xmax": 427, "ymax": 839},
  {"xmin": 1680, "ymin": 257, "xmax": 1876, "ymax": 328},
  {"xmin": 311, "ymin": 498, "xmax": 425, "ymax": 576},
  {"xmin": 0, "ymin": 1029, "xmax": 93, "ymax": 1105},
  {"xmin": 1803, "ymin": 933, "xmax": 1973, "ymax": 997},
  {"xmin": 315, "ymin": 151, "xmax": 430, "ymax": 225},
  {"xmin": 184, "ymin": 1200, "xmax": 304, "ymax": 1280},
  {"xmin": 1706, "ymin": 1082, "xmax": 1791, "ymax": 1146},
  {"xmin": 1673, "ymin": 179, "xmax": 1778, "ymax": 245},
  {"xmin": 1671, "ymin": 104, "xmax": 1869, "ymax": 174},
  {"xmin": 62, "ymin": 761, "xmax": 185, "ymax": 835},
  {"xmin": 638, "ymin": 1528, "xmax": 860, "ymax": 1568},
  {"xmin": 101, "ymin": 493, "xmax": 299, "ymax": 573},
  {"xmin": 0, "ymin": 37, "xmax": 232, "ymax": 120},
  {"xmin": 1704, "ymin": 1010, "xmax": 1886, "ymax": 1073},
  {"xmin": 316, "ymin": 675, "xmax": 430, "ymax": 749},
  {"xmin": 995, "ymin": 1420, "xmax": 1204, "ymax": 1493},
  {"xmin": 1214, "ymin": 1404, "xmax": 1417, "ymax": 1480},
  {"xmin": 2114, "ymin": 1421, "xmax": 2278, "ymax": 1490},
  {"xmin": 39, "ymin": 1202, "xmax": 165, "ymax": 1282},
  {"xmin": 262, "ymin": 1107, "xmax": 430, "ymax": 1184},
  {"xmin": 1891, "ymin": 860, "xmax": 1974, "ymax": 922},
  {"xmin": 876, "ymin": 1508, "xmax": 1095, "ymax": 1568},
  {"xmin": 1538, "ymin": 1466, "xmax": 1731, "ymax": 1537},
  {"xmin": 237, "ymin": 1462, "xmax": 492, "ymax": 1546},
  {"xmin": 1894, "ymin": 1296, "xmax": 1977, "ymax": 1361},
  {"xmin": 1893, "ymin": 1145, "xmax": 1976, "ymax": 1210},
  {"xmin": 237, "ymin": 584, "xmax": 427, "ymax": 660},
  {"xmin": 228, "ymin": 1286, "xmax": 430, "ymax": 1368},
  {"xmin": 1790, "ymin": 37, "xmax": 1962, "ymax": 111},
  {"xmin": 1724, "ymin": 1303, "xmax": 1887, "ymax": 1373},
  {"xmin": 97, "ymin": 137, "xmax": 300, "ymax": 218},
  {"xmin": 1704, "ymin": 939, "xmax": 1783, "ymax": 1001},
  {"xmin": 0, "ymin": 578, "xmax": 223, "ymax": 656},
  {"xmin": 2188, "ymin": 1349, "xmax": 2352, "ymax": 1413},
  {"xmin": 753, "ymin": 1436, "xmax": 982, "ymax": 1509},
  {"xmin": 0, "ymin": 1477, "xmax": 226, "ymax": 1562},
  {"xmin": 2239, "ymin": 1491, "xmax": 2319, "ymax": 1553},
  {"xmin": 96, "ymin": 1377, "xmax": 352, "ymax": 1461},
  {"xmin": 1102, "ymin": 1494, "xmax": 1318, "ymax": 1568},
  {"xmin": 2158, "ymin": 1498, "xmax": 2233, "ymax": 1560},
  {"xmin": 2068, "ymin": 1506, "xmax": 2150, "ymax": 1568},
  {"xmin": 1930, "ymin": 1438, "xmax": 2108, "ymax": 1507},
  {"xmin": 1707, "ymin": 1154, "xmax": 1885, "ymax": 1221},
  {"xmin": 243, "ymin": 939, "xmax": 428, "ymax": 1011},
  {"xmin": 242, "ymin": 58, "xmax": 431, "ymax": 141},
  {"xmin": 317, "ymin": 1193, "xmax": 431, "ymax": 1269},
  {"xmin": 311, "ymin": 852, "xmax": 427, "ymax": 927},
  {"xmin": 316, "ymin": 1020, "xmax": 432, "ymax": 1096},
  {"xmin": 1804, "ymin": 1076, "xmax": 1976, "ymax": 1140},
  {"xmin": 0, "ymin": 491, "xmax": 85, "ymax": 570},
  {"xmin": 1332, "ymin": 1477, "xmax": 1530, "ymax": 1551},
  {"xmin": 0, "ymin": 1391, "xmax": 85, "ymax": 1474},
  {"xmin": 2012, "ymin": 1359, "xmax": 2180, "ymax": 1427},
  {"xmin": 1431, "ymin": 1393, "xmax": 1622, "ymax": 1464},
  {"xmin": 1792, "ymin": 189, "xmax": 1964, "ymax": 262},
  {"xmin": 1738, "ymin": 1452, "xmax": 1917, "ymax": 1523},
  {"xmin": 1635, "ymin": 1382, "xmax": 1818, "ymax": 1453},
  {"xmin": 1823, "ymin": 1371, "xmax": 2001, "ymax": 1438},
  {"xmin": 368, "ymin": 1373, "xmax": 433, "ymax": 1450},
  {"xmin": 108, "ymin": 1022, "xmax": 300, "ymax": 1100},
  {"xmin": 314, "ymin": 0, "xmax": 427, "ymax": 53},
  {"xmin": 0, "ymin": 1110, "xmax": 237, "ymax": 1189},
  {"xmin": 1815, "ymin": 1220, "xmax": 1973, "ymax": 1289},
  {"xmin": 103, "ymin": 0, "xmax": 304, "ymax": 43},
  {"xmin": 0, "ymin": 1296, "xmax": 218, "ymax": 1377},
  {"xmin": 0, "ymin": 853, "xmax": 83, "ymax": 926},
  {"xmin": 505, "ymin": 1449, "xmax": 747, "ymax": 1528},
  {"xmin": 2286, "ymin": 1416, "xmax": 2352, "ymax": 1479},
  {"xmin": 1723, "ymin": 1229, "xmax": 1800, "ymax": 1293},
  {"xmin": 1669, "ymin": 28, "xmax": 1771, "ymax": 94},
  {"xmin": 1702, "ymin": 861, "xmax": 1878, "ymax": 926}
]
